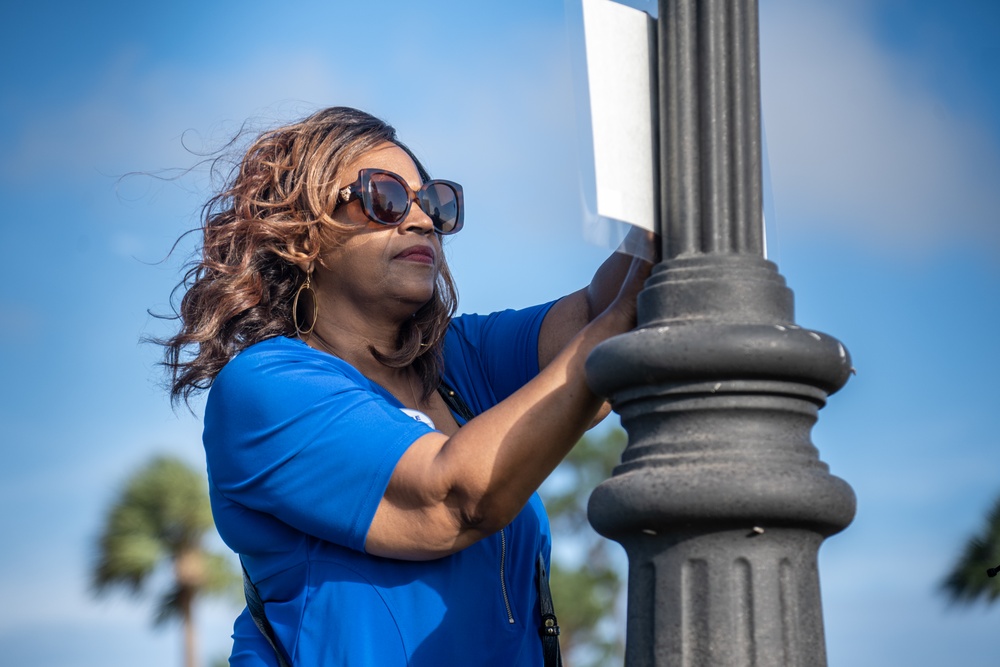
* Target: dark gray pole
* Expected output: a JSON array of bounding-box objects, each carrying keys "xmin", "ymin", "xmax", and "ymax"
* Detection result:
[{"xmin": 585, "ymin": 2, "xmax": 856, "ymax": 666}]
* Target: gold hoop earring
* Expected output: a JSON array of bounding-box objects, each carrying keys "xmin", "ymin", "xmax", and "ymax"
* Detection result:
[{"xmin": 292, "ymin": 273, "xmax": 318, "ymax": 337}]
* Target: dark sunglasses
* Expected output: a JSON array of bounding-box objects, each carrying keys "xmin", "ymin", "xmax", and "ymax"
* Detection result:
[{"xmin": 337, "ymin": 168, "xmax": 464, "ymax": 235}]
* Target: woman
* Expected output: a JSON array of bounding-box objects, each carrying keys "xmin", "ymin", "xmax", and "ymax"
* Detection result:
[{"xmin": 162, "ymin": 107, "xmax": 649, "ymax": 666}]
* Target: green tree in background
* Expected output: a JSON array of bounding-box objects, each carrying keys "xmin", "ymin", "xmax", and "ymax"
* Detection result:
[
  {"xmin": 541, "ymin": 427, "xmax": 628, "ymax": 667},
  {"xmin": 941, "ymin": 493, "xmax": 1000, "ymax": 606},
  {"xmin": 91, "ymin": 455, "xmax": 239, "ymax": 667}
]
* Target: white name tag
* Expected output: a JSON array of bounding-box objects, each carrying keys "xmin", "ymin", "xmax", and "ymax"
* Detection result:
[{"xmin": 400, "ymin": 408, "xmax": 436, "ymax": 429}]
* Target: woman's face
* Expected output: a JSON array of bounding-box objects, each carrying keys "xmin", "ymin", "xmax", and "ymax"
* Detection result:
[{"xmin": 314, "ymin": 142, "xmax": 443, "ymax": 319}]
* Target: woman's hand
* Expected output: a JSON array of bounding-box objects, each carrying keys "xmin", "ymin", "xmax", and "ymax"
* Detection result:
[
  {"xmin": 599, "ymin": 249, "xmax": 654, "ymax": 333},
  {"xmin": 538, "ymin": 230, "xmax": 657, "ymax": 369}
]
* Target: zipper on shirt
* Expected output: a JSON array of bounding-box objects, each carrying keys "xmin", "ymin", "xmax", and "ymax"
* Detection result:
[{"xmin": 500, "ymin": 527, "xmax": 515, "ymax": 624}]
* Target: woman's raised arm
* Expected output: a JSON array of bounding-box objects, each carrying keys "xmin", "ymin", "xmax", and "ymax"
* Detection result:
[{"xmin": 365, "ymin": 254, "xmax": 651, "ymax": 560}]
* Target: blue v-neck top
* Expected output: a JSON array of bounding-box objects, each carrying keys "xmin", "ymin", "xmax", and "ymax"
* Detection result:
[{"xmin": 204, "ymin": 302, "xmax": 556, "ymax": 666}]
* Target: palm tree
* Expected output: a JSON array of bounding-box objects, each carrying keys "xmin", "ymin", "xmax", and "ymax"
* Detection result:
[
  {"xmin": 941, "ymin": 493, "xmax": 1000, "ymax": 606},
  {"xmin": 92, "ymin": 454, "xmax": 238, "ymax": 667}
]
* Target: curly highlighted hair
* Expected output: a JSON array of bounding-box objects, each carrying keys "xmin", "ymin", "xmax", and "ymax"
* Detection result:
[{"xmin": 159, "ymin": 107, "xmax": 459, "ymax": 405}]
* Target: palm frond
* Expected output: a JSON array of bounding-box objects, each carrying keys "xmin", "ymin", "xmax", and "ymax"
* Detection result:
[
  {"xmin": 153, "ymin": 584, "xmax": 188, "ymax": 627},
  {"xmin": 941, "ymin": 494, "xmax": 1000, "ymax": 607}
]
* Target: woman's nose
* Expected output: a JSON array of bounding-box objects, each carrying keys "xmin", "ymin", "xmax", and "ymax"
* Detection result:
[{"xmin": 402, "ymin": 201, "xmax": 435, "ymax": 234}]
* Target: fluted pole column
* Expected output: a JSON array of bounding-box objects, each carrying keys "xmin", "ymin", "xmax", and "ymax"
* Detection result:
[{"xmin": 586, "ymin": 2, "xmax": 856, "ymax": 666}]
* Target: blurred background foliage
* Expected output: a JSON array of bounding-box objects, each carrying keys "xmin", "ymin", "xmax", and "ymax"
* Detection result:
[
  {"xmin": 541, "ymin": 427, "xmax": 628, "ymax": 667},
  {"xmin": 91, "ymin": 455, "xmax": 240, "ymax": 667},
  {"xmin": 941, "ymin": 493, "xmax": 1000, "ymax": 607}
]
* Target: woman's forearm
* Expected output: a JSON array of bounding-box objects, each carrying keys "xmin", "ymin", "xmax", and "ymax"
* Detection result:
[{"xmin": 444, "ymin": 309, "xmax": 630, "ymax": 526}]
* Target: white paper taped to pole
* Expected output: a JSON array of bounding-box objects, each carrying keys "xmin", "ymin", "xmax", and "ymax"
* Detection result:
[{"xmin": 582, "ymin": 0, "xmax": 657, "ymax": 233}]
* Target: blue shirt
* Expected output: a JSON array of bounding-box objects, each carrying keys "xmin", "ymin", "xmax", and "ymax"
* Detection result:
[{"xmin": 204, "ymin": 303, "xmax": 555, "ymax": 666}]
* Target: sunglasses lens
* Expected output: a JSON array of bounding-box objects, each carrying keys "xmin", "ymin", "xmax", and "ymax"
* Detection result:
[
  {"xmin": 368, "ymin": 173, "xmax": 409, "ymax": 224},
  {"xmin": 423, "ymin": 183, "xmax": 460, "ymax": 234},
  {"xmin": 357, "ymin": 170, "xmax": 462, "ymax": 234}
]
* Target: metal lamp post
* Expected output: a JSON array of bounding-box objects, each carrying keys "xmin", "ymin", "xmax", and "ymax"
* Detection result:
[{"xmin": 585, "ymin": 1, "xmax": 856, "ymax": 665}]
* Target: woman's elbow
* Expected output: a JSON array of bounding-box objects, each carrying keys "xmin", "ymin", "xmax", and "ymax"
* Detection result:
[{"xmin": 453, "ymin": 487, "xmax": 521, "ymax": 538}]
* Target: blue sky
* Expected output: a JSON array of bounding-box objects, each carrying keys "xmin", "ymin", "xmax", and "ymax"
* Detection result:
[{"xmin": 1, "ymin": 1, "xmax": 998, "ymax": 665}]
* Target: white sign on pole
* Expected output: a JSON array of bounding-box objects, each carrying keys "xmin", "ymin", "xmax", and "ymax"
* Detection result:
[{"xmin": 582, "ymin": 0, "xmax": 657, "ymax": 233}]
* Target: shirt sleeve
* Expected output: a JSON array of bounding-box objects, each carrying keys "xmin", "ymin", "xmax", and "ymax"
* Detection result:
[
  {"xmin": 203, "ymin": 338, "xmax": 433, "ymax": 554},
  {"xmin": 442, "ymin": 300, "xmax": 557, "ymax": 415}
]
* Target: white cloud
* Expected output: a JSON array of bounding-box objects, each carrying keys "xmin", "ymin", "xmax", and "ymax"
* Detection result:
[{"xmin": 760, "ymin": 1, "xmax": 1000, "ymax": 255}]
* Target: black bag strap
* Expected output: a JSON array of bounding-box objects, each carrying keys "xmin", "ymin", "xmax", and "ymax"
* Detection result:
[
  {"xmin": 241, "ymin": 559, "xmax": 291, "ymax": 667},
  {"xmin": 537, "ymin": 553, "xmax": 563, "ymax": 667},
  {"xmin": 437, "ymin": 380, "xmax": 476, "ymax": 423}
]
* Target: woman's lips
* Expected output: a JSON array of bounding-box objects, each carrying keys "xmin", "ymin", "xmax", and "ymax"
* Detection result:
[{"xmin": 395, "ymin": 245, "xmax": 436, "ymax": 264}]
